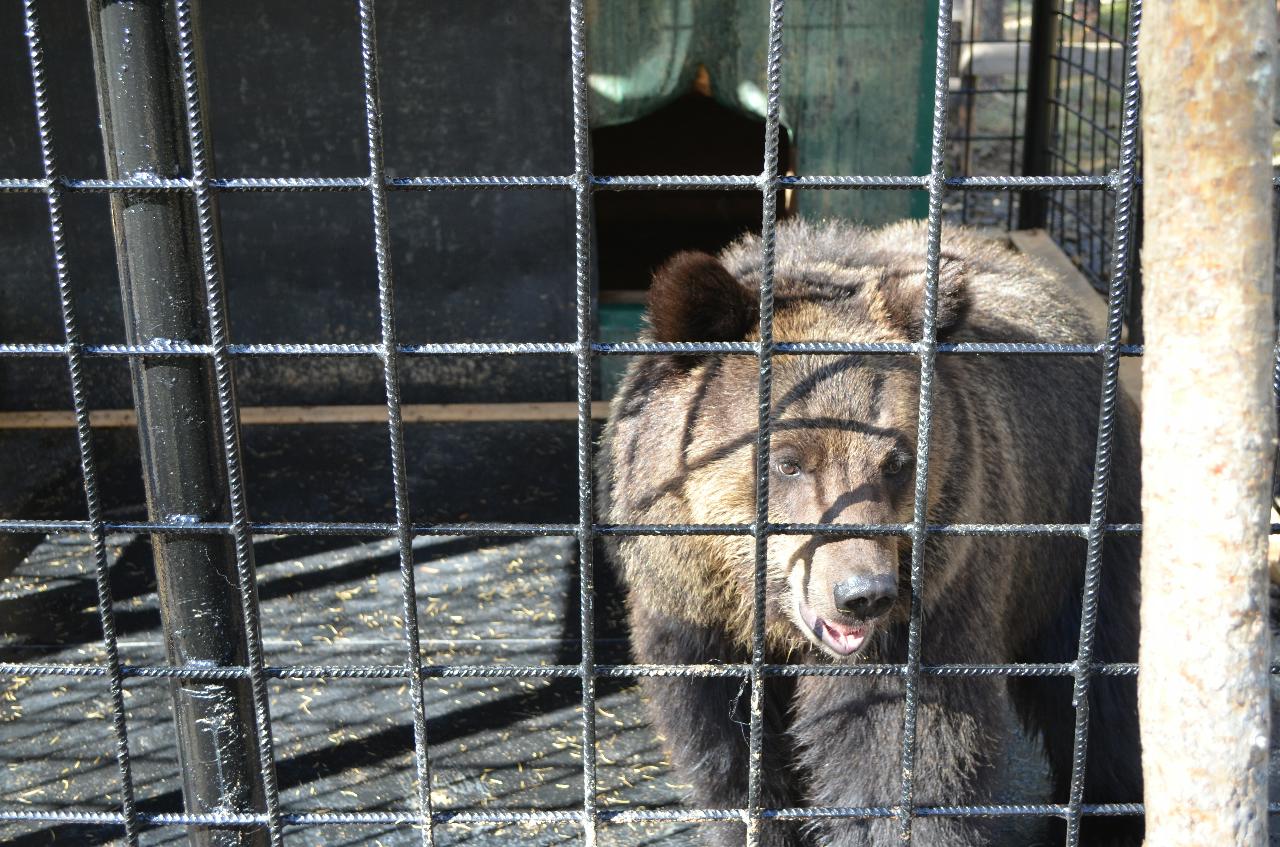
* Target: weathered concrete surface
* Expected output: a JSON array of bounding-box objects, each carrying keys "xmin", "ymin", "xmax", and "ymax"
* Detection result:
[
  {"xmin": 1139, "ymin": 3, "xmax": 1277, "ymax": 845},
  {"xmin": 1, "ymin": 527, "xmax": 1059, "ymax": 846}
]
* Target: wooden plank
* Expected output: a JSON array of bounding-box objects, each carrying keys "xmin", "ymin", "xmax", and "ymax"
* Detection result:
[{"xmin": 0, "ymin": 402, "xmax": 613, "ymax": 430}]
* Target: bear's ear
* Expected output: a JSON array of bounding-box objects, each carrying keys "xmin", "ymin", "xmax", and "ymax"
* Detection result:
[
  {"xmin": 647, "ymin": 251, "xmax": 759, "ymax": 343},
  {"xmin": 876, "ymin": 254, "xmax": 970, "ymax": 340}
]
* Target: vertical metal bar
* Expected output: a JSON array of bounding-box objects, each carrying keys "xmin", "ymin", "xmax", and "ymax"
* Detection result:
[
  {"xmin": 568, "ymin": 0, "xmax": 598, "ymax": 843},
  {"xmin": 85, "ymin": 2, "xmax": 272, "ymax": 844},
  {"xmin": 959, "ymin": 1, "xmax": 975, "ymax": 220},
  {"xmin": 1084, "ymin": 3, "xmax": 1106, "ymax": 283},
  {"xmin": 1068, "ymin": 5, "xmax": 1088, "ymax": 273},
  {"xmin": 21, "ymin": 2, "xmax": 139, "ymax": 844},
  {"xmin": 1007, "ymin": 0, "xmax": 1026, "ymax": 229},
  {"xmin": 1043, "ymin": 0, "xmax": 1065, "ymax": 255},
  {"xmin": 1018, "ymin": 0, "xmax": 1055, "ymax": 228},
  {"xmin": 1062, "ymin": 2, "xmax": 1141, "ymax": 844},
  {"xmin": 170, "ymin": 1, "xmax": 285, "ymax": 844},
  {"xmin": 748, "ymin": 3, "xmax": 787, "ymax": 844},
  {"xmin": 352, "ymin": 1, "xmax": 435, "ymax": 844},
  {"xmin": 1137, "ymin": 1, "xmax": 1275, "ymax": 844},
  {"xmin": 897, "ymin": 1, "xmax": 953, "ymax": 843},
  {"xmin": 1124, "ymin": 3, "xmax": 1144, "ymax": 351}
]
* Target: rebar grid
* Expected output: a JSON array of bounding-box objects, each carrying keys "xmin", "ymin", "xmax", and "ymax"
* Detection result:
[
  {"xmin": 0, "ymin": 0, "xmax": 1157, "ymax": 842},
  {"xmin": 0, "ymin": 339, "xmax": 1146, "ymax": 357},
  {"xmin": 170, "ymin": 0, "xmax": 287, "ymax": 842},
  {"xmin": 1044, "ymin": 1, "xmax": 1134, "ymax": 293},
  {"xmin": 0, "ymin": 173, "xmax": 1121, "ymax": 193},
  {"xmin": 949, "ymin": 0, "xmax": 1030, "ymax": 227},
  {"xmin": 746, "ymin": 2, "xmax": 786, "ymax": 842},
  {"xmin": 351, "ymin": 1, "xmax": 436, "ymax": 844},
  {"xmin": 1062, "ymin": 2, "xmax": 1142, "ymax": 844},
  {"xmin": 568, "ymin": 1, "xmax": 599, "ymax": 844},
  {"xmin": 893, "ymin": 0, "xmax": 954, "ymax": 841},
  {"xmin": 0, "ymin": 661, "xmax": 1147, "ymax": 680},
  {"xmin": 0, "ymin": 801, "xmax": 1163, "ymax": 829},
  {"xmin": 16, "ymin": 1, "xmax": 139, "ymax": 844}
]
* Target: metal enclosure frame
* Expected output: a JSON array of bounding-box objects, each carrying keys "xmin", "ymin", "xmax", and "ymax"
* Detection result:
[{"xmin": 3, "ymin": 0, "xmax": 1265, "ymax": 845}]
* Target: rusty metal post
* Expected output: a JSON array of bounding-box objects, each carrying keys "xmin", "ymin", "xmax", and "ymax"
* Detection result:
[{"xmin": 1138, "ymin": 2, "xmax": 1276, "ymax": 845}]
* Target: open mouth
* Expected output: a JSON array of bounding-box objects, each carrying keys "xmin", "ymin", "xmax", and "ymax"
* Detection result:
[{"xmin": 798, "ymin": 600, "xmax": 868, "ymax": 657}]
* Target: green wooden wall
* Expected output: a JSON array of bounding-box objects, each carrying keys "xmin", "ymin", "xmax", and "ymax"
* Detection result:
[{"xmin": 587, "ymin": 0, "xmax": 939, "ymax": 224}]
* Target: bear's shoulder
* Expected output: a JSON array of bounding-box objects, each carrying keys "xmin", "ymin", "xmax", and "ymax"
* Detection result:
[{"xmin": 719, "ymin": 218, "xmax": 1097, "ymax": 344}]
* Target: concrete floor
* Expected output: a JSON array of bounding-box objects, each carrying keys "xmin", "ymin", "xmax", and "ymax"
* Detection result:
[
  {"xmin": 0, "ymin": 521, "xmax": 1085, "ymax": 846},
  {"xmin": 0, "ymin": 530, "xmax": 709, "ymax": 846}
]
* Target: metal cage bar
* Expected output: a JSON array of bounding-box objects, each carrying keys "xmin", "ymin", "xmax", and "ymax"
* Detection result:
[
  {"xmin": 0, "ymin": 659, "xmax": 1148, "ymax": 680},
  {"xmin": 1061, "ymin": 3, "xmax": 1142, "ymax": 845},
  {"xmin": 0, "ymin": 517, "xmax": 1158, "ymax": 537},
  {"xmin": 0, "ymin": 0, "xmax": 1172, "ymax": 841},
  {"xmin": 0, "ymin": 173, "xmax": 1120, "ymax": 194},
  {"xmin": 170, "ymin": 0, "xmax": 285, "ymax": 842},
  {"xmin": 568, "ymin": 0, "xmax": 599, "ymax": 842},
  {"xmin": 0, "ymin": 800, "xmax": 1166, "ymax": 828},
  {"xmin": 0, "ymin": 339, "xmax": 1146, "ymax": 357},
  {"xmin": 17, "ymin": 2, "xmax": 140, "ymax": 844},
  {"xmin": 746, "ymin": 2, "xmax": 787, "ymax": 844},
  {"xmin": 350, "ymin": 1, "xmax": 437, "ymax": 844},
  {"xmin": 895, "ymin": 1, "xmax": 954, "ymax": 841}
]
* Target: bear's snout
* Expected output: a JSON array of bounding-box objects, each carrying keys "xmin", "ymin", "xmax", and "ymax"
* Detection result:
[{"xmin": 833, "ymin": 572, "xmax": 896, "ymax": 621}]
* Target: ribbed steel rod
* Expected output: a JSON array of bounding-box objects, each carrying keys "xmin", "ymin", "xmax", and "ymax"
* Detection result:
[{"xmin": 87, "ymin": 1, "xmax": 273, "ymax": 842}]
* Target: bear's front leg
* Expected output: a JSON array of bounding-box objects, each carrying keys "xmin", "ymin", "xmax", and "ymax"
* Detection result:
[
  {"xmin": 791, "ymin": 674, "xmax": 1006, "ymax": 847},
  {"xmin": 630, "ymin": 607, "xmax": 804, "ymax": 847}
]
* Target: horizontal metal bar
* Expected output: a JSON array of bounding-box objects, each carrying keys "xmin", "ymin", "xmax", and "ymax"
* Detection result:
[
  {"xmin": 946, "ymin": 175, "xmax": 1110, "ymax": 190},
  {"xmin": 0, "ymin": 519, "xmax": 576, "ymax": 536},
  {"xmin": 0, "ymin": 340, "xmax": 1146, "ymax": 359},
  {"xmin": 0, "ymin": 802, "xmax": 1210, "ymax": 828},
  {"xmin": 592, "ymin": 174, "xmax": 760, "ymax": 189},
  {"xmin": 0, "ymin": 661, "xmax": 1169, "ymax": 682},
  {"xmin": 0, "ymin": 519, "xmax": 1161, "ymax": 537},
  {"xmin": 0, "ymin": 178, "xmax": 47, "ymax": 191},
  {"xmin": 399, "ymin": 342, "xmax": 576, "ymax": 356},
  {"xmin": 0, "ymin": 809, "xmax": 579, "ymax": 827},
  {"xmin": 764, "ymin": 804, "xmax": 1145, "ymax": 821},
  {"xmin": 8, "ymin": 173, "xmax": 1238, "ymax": 196},
  {"xmin": 0, "ymin": 342, "xmax": 67, "ymax": 356},
  {"xmin": 0, "ymin": 176, "xmax": 192, "ymax": 192},
  {"xmin": 391, "ymin": 175, "xmax": 577, "ymax": 190},
  {"xmin": 597, "ymin": 341, "xmax": 1146, "ymax": 355},
  {"xmin": 217, "ymin": 177, "xmax": 370, "ymax": 191}
]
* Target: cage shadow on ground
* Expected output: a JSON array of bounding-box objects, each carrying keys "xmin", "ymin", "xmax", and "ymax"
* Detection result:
[{"xmin": 2, "ymin": 521, "xmax": 689, "ymax": 846}]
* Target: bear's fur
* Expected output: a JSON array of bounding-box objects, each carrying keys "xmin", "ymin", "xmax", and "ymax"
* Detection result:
[{"xmin": 596, "ymin": 219, "xmax": 1142, "ymax": 847}]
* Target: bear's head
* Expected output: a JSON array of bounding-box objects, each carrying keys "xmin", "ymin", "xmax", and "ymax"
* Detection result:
[{"xmin": 640, "ymin": 243, "xmax": 969, "ymax": 659}]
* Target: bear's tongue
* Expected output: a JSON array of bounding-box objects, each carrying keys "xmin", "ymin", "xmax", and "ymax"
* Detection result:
[
  {"xmin": 814, "ymin": 618, "xmax": 866, "ymax": 655},
  {"xmin": 799, "ymin": 602, "xmax": 867, "ymax": 656}
]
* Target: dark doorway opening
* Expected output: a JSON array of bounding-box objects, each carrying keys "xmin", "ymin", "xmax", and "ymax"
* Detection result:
[{"xmin": 591, "ymin": 84, "xmax": 794, "ymax": 296}]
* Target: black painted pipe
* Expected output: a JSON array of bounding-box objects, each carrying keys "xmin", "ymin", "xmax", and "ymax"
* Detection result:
[
  {"xmin": 1018, "ymin": 0, "xmax": 1056, "ymax": 230},
  {"xmin": 86, "ymin": 2, "xmax": 268, "ymax": 844}
]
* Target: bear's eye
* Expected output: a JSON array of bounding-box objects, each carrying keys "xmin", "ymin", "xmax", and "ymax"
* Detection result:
[
  {"xmin": 776, "ymin": 458, "xmax": 802, "ymax": 477},
  {"xmin": 883, "ymin": 451, "xmax": 911, "ymax": 476}
]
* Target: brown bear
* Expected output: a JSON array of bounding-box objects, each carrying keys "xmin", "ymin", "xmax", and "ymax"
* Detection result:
[{"xmin": 596, "ymin": 219, "xmax": 1142, "ymax": 847}]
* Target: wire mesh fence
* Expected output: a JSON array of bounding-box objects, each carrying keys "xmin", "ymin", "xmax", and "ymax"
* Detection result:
[
  {"xmin": 0, "ymin": 0, "xmax": 1259, "ymax": 844},
  {"xmin": 946, "ymin": 1, "xmax": 1136, "ymax": 324}
]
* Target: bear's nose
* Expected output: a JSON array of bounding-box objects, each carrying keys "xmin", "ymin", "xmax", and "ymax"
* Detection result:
[{"xmin": 833, "ymin": 573, "xmax": 896, "ymax": 621}]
